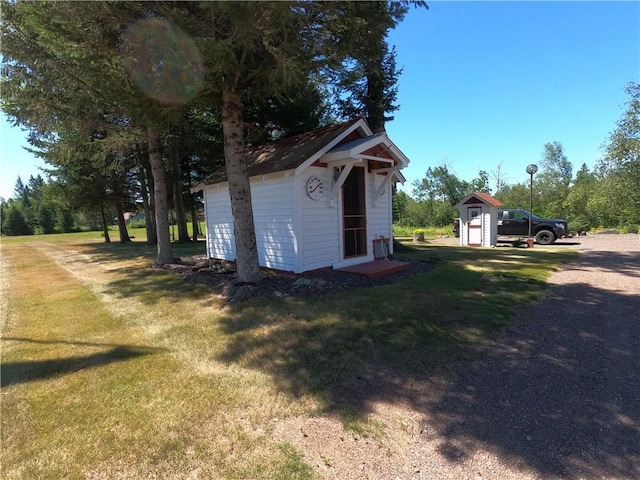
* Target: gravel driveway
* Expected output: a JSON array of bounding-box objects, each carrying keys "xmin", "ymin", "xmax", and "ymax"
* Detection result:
[
  {"xmin": 423, "ymin": 234, "xmax": 640, "ymax": 479},
  {"xmin": 275, "ymin": 234, "xmax": 639, "ymax": 479}
]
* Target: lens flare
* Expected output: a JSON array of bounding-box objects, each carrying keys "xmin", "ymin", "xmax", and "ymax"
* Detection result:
[{"xmin": 122, "ymin": 18, "xmax": 203, "ymax": 105}]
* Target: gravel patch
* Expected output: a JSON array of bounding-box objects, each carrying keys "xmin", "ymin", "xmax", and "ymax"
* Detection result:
[{"xmin": 418, "ymin": 233, "xmax": 640, "ymax": 479}]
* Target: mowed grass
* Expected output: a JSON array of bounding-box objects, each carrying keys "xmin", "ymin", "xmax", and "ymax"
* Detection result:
[{"xmin": 0, "ymin": 231, "xmax": 577, "ymax": 479}]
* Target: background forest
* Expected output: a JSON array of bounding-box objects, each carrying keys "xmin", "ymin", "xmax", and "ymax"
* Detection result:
[
  {"xmin": 4, "ymin": 81, "xmax": 638, "ymax": 237},
  {"xmin": 394, "ymin": 83, "xmax": 639, "ymax": 234}
]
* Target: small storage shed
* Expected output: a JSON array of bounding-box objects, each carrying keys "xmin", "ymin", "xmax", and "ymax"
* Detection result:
[
  {"xmin": 454, "ymin": 192, "xmax": 504, "ymax": 247},
  {"xmin": 192, "ymin": 118, "xmax": 410, "ymax": 273}
]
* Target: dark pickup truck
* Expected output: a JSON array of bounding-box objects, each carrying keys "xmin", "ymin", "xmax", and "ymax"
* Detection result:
[
  {"xmin": 497, "ymin": 209, "xmax": 569, "ymax": 244},
  {"xmin": 453, "ymin": 209, "xmax": 569, "ymax": 245}
]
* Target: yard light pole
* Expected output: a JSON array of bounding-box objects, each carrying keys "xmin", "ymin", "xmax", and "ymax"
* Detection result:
[{"xmin": 526, "ymin": 164, "xmax": 538, "ymax": 246}]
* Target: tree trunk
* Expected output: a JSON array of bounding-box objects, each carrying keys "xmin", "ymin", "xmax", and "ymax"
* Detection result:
[
  {"xmin": 137, "ymin": 165, "xmax": 157, "ymax": 245},
  {"xmin": 221, "ymin": 88, "xmax": 261, "ymax": 284},
  {"xmin": 147, "ymin": 127, "xmax": 174, "ymax": 264},
  {"xmin": 172, "ymin": 145, "xmax": 191, "ymax": 242},
  {"xmin": 100, "ymin": 202, "xmax": 111, "ymax": 243},
  {"xmin": 146, "ymin": 163, "xmax": 158, "ymax": 246},
  {"xmin": 185, "ymin": 157, "xmax": 200, "ymax": 242},
  {"xmin": 115, "ymin": 202, "xmax": 131, "ymax": 243},
  {"xmin": 191, "ymin": 205, "xmax": 199, "ymax": 241}
]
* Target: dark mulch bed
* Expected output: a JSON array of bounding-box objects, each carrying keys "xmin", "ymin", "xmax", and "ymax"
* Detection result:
[{"xmin": 159, "ymin": 255, "xmax": 435, "ymax": 301}]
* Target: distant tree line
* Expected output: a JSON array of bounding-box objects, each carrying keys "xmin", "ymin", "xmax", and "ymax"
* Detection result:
[
  {"xmin": 1, "ymin": 175, "xmax": 73, "ymax": 236},
  {"xmin": 394, "ymin": 82, "xmax": 640, "ymax": 233}
]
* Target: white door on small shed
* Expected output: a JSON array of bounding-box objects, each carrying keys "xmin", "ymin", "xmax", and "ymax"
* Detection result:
[{"xmin": 467, "ymin": 206, "xmax": 482, "ymax": 246}]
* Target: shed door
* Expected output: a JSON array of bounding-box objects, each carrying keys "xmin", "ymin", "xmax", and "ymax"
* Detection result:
[
  {"xmin": 467, "ymin": 206, "xmax": 482, "ymax": 246},
  {"xmin": 342, "ymin": 167, "xmax": 367, "ymax": 258}
]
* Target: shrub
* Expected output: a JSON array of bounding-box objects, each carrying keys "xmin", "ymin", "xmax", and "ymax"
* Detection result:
[
  {"xmin": 568, "ymin": 217, "xmax": 591, "ymax": 233},
  {"xmin": 128, "ymin": 219, "xmax": 147, "ymax": 229},
  {"xmin": 392, "ymin": 225, "xmax": 415, "ymax": 236},
  {"xmin": 619, "ymin": 224, "xmax": 639, "ymax": 234},
  {"xmin": 512, "ymin": 237, "xmax": 525, "ymax": 248}
]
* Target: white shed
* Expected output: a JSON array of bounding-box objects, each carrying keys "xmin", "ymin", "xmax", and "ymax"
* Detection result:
[
  {"xmin": 454, "ymin": 193, "xmax": 504, "ymax": 247},
  {"xmin": 192, "ymin": 118, "xmax": 410, "ymax": 273}
]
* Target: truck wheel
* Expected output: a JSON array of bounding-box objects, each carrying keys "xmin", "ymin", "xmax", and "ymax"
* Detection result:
[{"xmin": 535, "ymin": 230, "xmax": 555, "ymax": 245}]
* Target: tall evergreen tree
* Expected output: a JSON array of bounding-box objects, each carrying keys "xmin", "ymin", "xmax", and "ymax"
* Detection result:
[
  {"xmin": 327, "ymin": 1, "xmax": 427, "ymax": 133},
  {"xmin": 1, "ymin": 1, "xmax": 180, "ymax": 261},
  {"xmin": 192, "ymin": 1, "xmax": 407, "ymax": 284},
  {"xmin": 2, "ymin": 202, "xmax": 32, "ymax": 236},
  {"xmin": 2, "ymin": 1, "xmax": 415, "ymax": 280}
]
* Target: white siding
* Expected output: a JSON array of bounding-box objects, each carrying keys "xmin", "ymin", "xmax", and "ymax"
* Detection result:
[
  {"xmin": 458, "ymin": 217, "xmax": 466, "ymax": 246},
  {"xmin": 367, "ymin": 172, "xmax": 393, "ymax": 250},
  {"xmin": 204, "ymin": 174, "xmax": 297, "ymax": 271},
  {"xmin": 485, "ymin": 209, "xmax": 498, "ymax": 246},
  {"xmin": 482, "ymin": 211, "xmax": 490, "ymax": 246},
  {"xmin": 299, "ymin": 167, "xmax": 340, "ymax": 272},
  {"xmin": 204, "ymin": 184, "xmax": 235, "ymax": 260},
  {"xmin": 204, "ymin": 164, "xmax": 397, "ymax": 272},
  {"xmin": 252, "ymin": 175, "xmax": 296, "ymax": 271}
]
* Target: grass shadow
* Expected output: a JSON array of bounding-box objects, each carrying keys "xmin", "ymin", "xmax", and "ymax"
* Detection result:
[
  {"xmin": 214, "ymin": 244, "xmax": 574, "ymax": 412},
  {"xmin": 211, "ymin": 244, "xmax": 639, "ymax": 478},
  {"xmin": 1, "ymin": 342, "xmax": 164, "ymax": 387},
  {"xmin": 68, "ymin": 240, "xmax": 217, "ymax": 306},
  {"xmin": 74, "ymin": 240, "xmax": 207, "ymax": 266},
  {"xmin": 99, "ymin": 266, "xmax": 220, "ymax": 306}
]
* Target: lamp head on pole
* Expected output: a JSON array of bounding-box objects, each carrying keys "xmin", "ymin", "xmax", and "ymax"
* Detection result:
[{"xmin": 526, "ymin": 164, "xmax": 538, "ymax": 175}]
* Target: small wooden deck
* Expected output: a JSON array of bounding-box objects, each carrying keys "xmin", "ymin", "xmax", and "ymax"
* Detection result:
[{"xmin": 336, "ymin": 259, "xmax": 411, "ymax": 278}]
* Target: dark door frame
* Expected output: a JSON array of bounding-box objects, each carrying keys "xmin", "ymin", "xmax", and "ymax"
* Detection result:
[{"xmin": 342, "ymin": 166, "xmax": 367, "ymax": 258}]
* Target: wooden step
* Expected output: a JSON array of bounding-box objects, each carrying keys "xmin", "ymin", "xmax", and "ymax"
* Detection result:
[{"xmin": 335, "ymin": 259, "xmax": 411, "ymax": 279}]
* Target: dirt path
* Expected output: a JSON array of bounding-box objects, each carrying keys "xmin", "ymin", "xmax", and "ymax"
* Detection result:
[
  {"xmin": 278, "ymin": 235, "xmax": 640, "ymax": 479},
  {"xmin": 417, "ymin": 234, "xmax": 640, "ymax": 479}
]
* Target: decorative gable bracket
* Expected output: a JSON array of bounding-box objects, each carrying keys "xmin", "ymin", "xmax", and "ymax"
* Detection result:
[
  {"xmin": 327, "ymin": 159, "xmax": 360, "ymax": 207},
  {"xmin": 372, "ymin": 167, "xmax": 405, "ymax": 207}
]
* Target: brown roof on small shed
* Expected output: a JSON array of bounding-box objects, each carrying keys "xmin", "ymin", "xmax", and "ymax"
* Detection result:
[
  {"xmin": 197, "ymin": 118, "xmax": 363, "ymax": 187},
  {"xmin": 470, "ymin": 192, "xmax": 504, "ymax": 207},
  {"xmin": 454, "ymin": 192, "xmax": 504, "ymax": 209}
]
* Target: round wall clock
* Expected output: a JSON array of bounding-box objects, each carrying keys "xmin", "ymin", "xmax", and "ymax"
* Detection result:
[{"xmin": 306, "ymin": 175, "xmax": 325, "ymax": 200}]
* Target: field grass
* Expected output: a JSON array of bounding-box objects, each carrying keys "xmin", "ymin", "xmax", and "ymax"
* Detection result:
[
  {"xmin": 0, "ymin": 232, "xmax": 577, "ymax": 479},
  {"xmin": 393, "ymin": 225, "xmax": 453, "ymax": 237}
]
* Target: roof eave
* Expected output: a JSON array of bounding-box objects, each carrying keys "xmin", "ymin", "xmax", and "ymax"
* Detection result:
[{"xmin": 294, "ymin": 118, "xmax": 372, "ymax": 176}]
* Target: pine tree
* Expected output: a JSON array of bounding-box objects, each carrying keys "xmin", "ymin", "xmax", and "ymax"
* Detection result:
[{"xmin": 2, "ymin": 202, "xmax": 32, "ymax": 236}]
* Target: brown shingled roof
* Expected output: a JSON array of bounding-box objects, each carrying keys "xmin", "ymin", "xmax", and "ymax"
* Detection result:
[
  {"xmin": 455, "ymin": 192, "xmax": 504, "ymax": 208},
  {"xmin": 197, "ymin": 118, "xmax": 364, "ymax": 187},
  {"xmin": 472, "ymin": 192, "xmax": 504, "ymax": 207}
]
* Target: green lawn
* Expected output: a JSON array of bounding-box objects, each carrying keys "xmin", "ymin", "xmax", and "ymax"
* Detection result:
[{"xmin": 0, "ymin": 232, "xmax": 577, "ymax": 479}]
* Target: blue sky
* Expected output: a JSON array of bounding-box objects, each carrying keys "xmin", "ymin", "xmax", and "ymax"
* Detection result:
[
  {"xmin": 386, "ymin": 1, "xmax": 639, "ymax": 193},
  {"xmin": 1, "ymin": 1, "xmax": 639, "ymax": 200}
]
